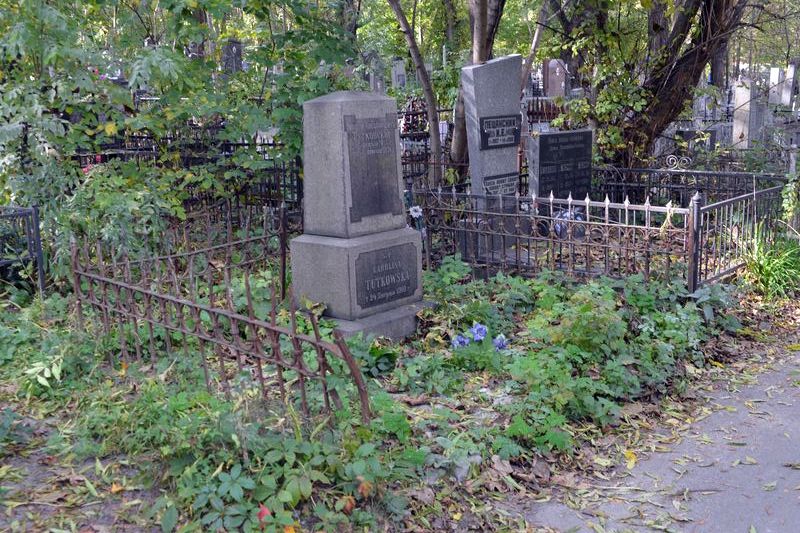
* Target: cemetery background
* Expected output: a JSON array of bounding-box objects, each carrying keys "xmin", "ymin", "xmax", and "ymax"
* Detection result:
[{"xmin": 2, "ymin": 1, "xmax": 800, "ymax": 532}]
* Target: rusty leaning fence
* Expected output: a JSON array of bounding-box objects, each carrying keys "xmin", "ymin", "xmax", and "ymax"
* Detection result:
[{"xmin": 70, "ymin": 203, "xmax": 371, "ymax": 424}]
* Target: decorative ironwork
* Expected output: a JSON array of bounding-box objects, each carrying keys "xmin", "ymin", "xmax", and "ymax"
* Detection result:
[{"xmin": 413, "ymin": 188, "xmax": 691, "ymax": 283}]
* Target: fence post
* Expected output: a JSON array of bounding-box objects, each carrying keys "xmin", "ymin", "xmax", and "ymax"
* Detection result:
[
  {"xmin": 279, "ymin": 202, "xmax": 288, "ymax": 301},
  {"xmin": 31, "ymin": 205, "xmax": 45, "ymax": 296},
  {"xmin": 687, "ymin": 192, "xmax": 704, "ymax": 293},
  {"xmin": 69, "ymin": 238, "xmax": 84, "ymax": 329}
]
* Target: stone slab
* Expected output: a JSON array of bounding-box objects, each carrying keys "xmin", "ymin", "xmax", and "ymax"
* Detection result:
[
  {"xmin": 290, "ymin": 227, "xmax": 423, "ymax": 321},
  {"xmin": 462, "ymin": 55, "xmax": 523, "ymax": 196},
  {"xmin": 527, "ymin": 129, "xmax": 592, "ymax": 198},
  {"xmin": 334, "ymin": 301, "xmax": 434, "ymax": 340},
  {"xmin": 302, "ymin": 91, "xmax": 406, "ymax": 239}
]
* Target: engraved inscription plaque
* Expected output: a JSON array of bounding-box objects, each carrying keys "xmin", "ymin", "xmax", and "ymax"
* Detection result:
[
  {"xmin": 344, "ymin": 114, "xmax": 404, "ymax": 223},
  {"xmin": 483, "ymin": 172, "xmax": 519, "ymax": 195},
  {"xmin": 355, "ymin": 243, "xmax": 418, "ymax": 309},
  {"xmin": 479, "ymin": 114, "xmax": 521, "ymax": 150},
  {"xmin": 536, "ymin": 130, "xmax": 592, "ymax": 198}
]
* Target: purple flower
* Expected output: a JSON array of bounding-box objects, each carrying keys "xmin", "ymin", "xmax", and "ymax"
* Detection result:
[
  {"xmin": 493, "ymin": 334, "xmax": 509, "ymax": 351},
  {"xmin": 451, "ymin": 334, "xmax": 471, "ymax": 349},
  {"xmin": 469, "ymin": 323, "xmax": 488, "ymax": 342}
]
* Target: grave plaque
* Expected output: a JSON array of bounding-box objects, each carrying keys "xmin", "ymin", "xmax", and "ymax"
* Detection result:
[
  {"xmin": 355, "ymin": 243, "xmax": 418, "ymax": 309},
  {"xmin": 479, "ymin": 115, "xmax": 521, "ymax": 150},
  {"xmin": 530, "ymin": 130, "xmax": 592, "ymax": 198},
  {"xmin": 344, "ymin": 114, "xmax": 404, "ymax": 223},
  {"xmin": 483, "ymin": 172, "xmax": 519, "ymax": 195}
]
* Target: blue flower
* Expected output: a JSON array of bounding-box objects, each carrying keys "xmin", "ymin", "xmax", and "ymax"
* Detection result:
[
  {"xmin": 469, "ymin": 323, "xmax": 488, "ymax": 342},
  {"xmin": 451, "ymin": 334, "xmax": 471, "ymax": 349},
  {"xmin": 493, "ymin": 334, "xmax": 509, "ymax": 351}
]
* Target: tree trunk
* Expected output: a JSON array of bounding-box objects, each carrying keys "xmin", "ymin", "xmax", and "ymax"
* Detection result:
[
  {"xmin": 469, "ymin": 0, "xmax": 488, "ymax": 64},
  {"xmin": 387, "ymin": 0, "xmax": 442, "ymax": 186},
  {"xmin": 442, "ymin": 0, "xmax": 456, "ymax": 45},
  {"xmin": 521, "ymin": 1, "xmax": 551, "ymax": 92},
  {"xmin": 450, "ymin": 0, "xmax": 507, "ymax": 169}
]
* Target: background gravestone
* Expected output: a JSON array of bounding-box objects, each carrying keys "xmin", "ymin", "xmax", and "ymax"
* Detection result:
[
  {"xmin": 545, "ymin": 59, "xmax": 567, "ymax": 98},
  {"xmin": 527, "ymin": 130, "xmax": 592, "ymax": 198},
  {"xmin": 461, "ymin": 54, "xmax": 522, "ymax": 196},
  {"xmin": 769, "ymin": 67, "xmax": 785, "ymax": 105},
  {"xmin": 733, "ymin": 78, "xmax": 756, "ymax": 148},
  {"xmin": 291, "ymin": 91, "xmax": 423, "ymax": 339},
  {"xmin": 782, "ymin": 62, "xmax": 798, "ymax": 107},
  {"xmin": 391, "ymin": 60, "xmax": 407, "ymax": 88}
]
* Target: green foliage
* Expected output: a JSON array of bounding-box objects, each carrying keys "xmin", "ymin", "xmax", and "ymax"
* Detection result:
[{"xmin": 743, "ymin": 235, "xmax": 800, "ymax": 298}]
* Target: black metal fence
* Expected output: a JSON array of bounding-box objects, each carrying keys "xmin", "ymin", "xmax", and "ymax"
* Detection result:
[
  {"xmin": 410, "ymin": 168, "xmax": 788, "ymax": 289},
  {"xmin": 0, "ymin": 206, "xmax": 45, "ymax": 294},
  {"xmin": 74, "ymin": 132, "xmax": 303, "ymax": 212}
]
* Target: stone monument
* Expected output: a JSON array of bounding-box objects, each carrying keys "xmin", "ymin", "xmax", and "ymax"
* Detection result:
[
  {"xmin": 545, "ymin": 59, "xmax": 567, "ymax": 98},
  {"xmin": 782, "ymin": 61, "xmax": 798, "ymax": 108},
  {"xmin": 769, "ymin": 67, "xmax": 785, "ymax": 105},
  {"xmin": 461, "ymin": 54, "xmax": 523, "ymax": 196},
  {"xmin": 290, "ymin": 92, "xmax": 424, "ymax": 339},
  {"xmin": 391, "ymin": 60, "xmax": 407, "ymax": 89},
  {"xmin": 733, "ymin": 78, "xmax": 756, "ymax": 148}
]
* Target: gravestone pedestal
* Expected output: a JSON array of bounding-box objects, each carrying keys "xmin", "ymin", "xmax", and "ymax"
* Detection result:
[{"xmin": 291, "ymin": 91, "xmax": 423, "ymax": 339}]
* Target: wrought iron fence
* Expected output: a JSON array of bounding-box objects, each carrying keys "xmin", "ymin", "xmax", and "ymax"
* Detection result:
[
  {"xmin": 70, "ymin": 203, "xmax": 370, "ymax": 424},
  {"xmin": 592, "ymin": 168, "xmax": 786, "ymax": 207},
  {"xmin": 412, "ymin": 169, "xmax": 788, "ymax": 289},
  {"xmin": 692, "ymin": 185, "xmax": 785, "ymax": 288},
  {"xmin": 75, "ymin": 134, "xmax": 303, "ymax": 211},
  {"xmin": 413, "ymin": 189, "xmax": 691, "ymax": 283},
  {"xmin": 0, "ymin": 205, "xmax": 45, "ymax": 294}
]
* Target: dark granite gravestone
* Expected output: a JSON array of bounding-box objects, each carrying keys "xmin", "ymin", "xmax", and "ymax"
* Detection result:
[
  {"xmin": 527, "ymin": 130, "xmax": 592, "ymax": 198},
  {"xmin": 291, "ymin": 92, "xmax": 424, "ymax": 339}
]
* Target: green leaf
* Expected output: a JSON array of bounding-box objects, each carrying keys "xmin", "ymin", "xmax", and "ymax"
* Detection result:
[{"xmin": 161, "ymin": 506, "xmax": 178, "ymax": 533}]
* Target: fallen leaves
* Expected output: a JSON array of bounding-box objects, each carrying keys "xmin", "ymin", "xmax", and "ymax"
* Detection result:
[{"xmin": 623, "ymin": 450, "xmax": 637, "ymax": 470}]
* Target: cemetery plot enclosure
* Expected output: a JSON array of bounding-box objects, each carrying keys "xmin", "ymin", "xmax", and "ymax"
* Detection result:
[
  {"xmin": 0, "ymin": 205, "xmax": 45, "ymax": 294},
  {"xmin": 412, "ymin": 169, "xmax": 787, "ymax": 289},
  {"xmin": 70, "ymin": 203, "xmax": 370, "ymax": 424}
]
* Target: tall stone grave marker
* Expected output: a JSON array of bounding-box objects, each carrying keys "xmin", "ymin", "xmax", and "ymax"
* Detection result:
[
  {"xmin": 769, "ymin": 67, "xmax": 785, "ymax": 105},
  {"xmin": 461, "ymin": 54, "xmax": 523, "ymax": 196},
  {"xmin": 545, "ymin": 59, "xmax": 567, "ymax": 98},
  {"xmin": 782, "ymin": 61, "xmax": 798, "ymax": 107},
  {"xmin": 733, "ymin": 78, "xmax": 756, "ymax": 148},
  {"xmin": 391, "ymin": 60, "xmax": 407, "ymax": 89},
  {"xmin": 291, "ymin": 92, "xmax": 423, "ymax": 339}
]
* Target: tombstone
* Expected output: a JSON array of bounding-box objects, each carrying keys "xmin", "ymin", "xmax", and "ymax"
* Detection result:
[
  {"xmin": 526, "ymin": 130, "xmax": 592, "ymax": 198},
  {"xmin": 290, "ymin": 92, "xmax": 423, "ymax": 339},
  {"xmin": 545, "ymin": 59, "xmax": 567, "ymax": 98},
  {"xmin": 733, "ymin": 78, "xmax": 757, "ymax": 148},
  {"xmin": 369, "ymin": 71, "xmax": 385, "ymax": 93},
  {"xmin": 769, "ymin": 67, "xmax": 785, "ymax": 105},
  {"xmin": 222, "ymin": 39, "xmax": 243, "ymax": 75},
  {"xmin": 782, "ymin": 62, "xmax": 798, "ymax": 107},
  {"xmin": 461, "ymin": 54, "xmax": 523, "ymax": 196},
  {"xmin": 391, "ymin": 60, "xmax": 407, "ymax": 89}
]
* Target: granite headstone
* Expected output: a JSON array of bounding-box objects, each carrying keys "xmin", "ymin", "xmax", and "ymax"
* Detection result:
[
  {"xmin": 461, "ymin": 54, "xmax": 523, "ymax": 196},
  {"xmin": 291, "ymin": 92, "xmax": 424, "ymax": 339},
  {"xmin": 527, "ymin": 130, "xmax": 592, "ymax": 198}
]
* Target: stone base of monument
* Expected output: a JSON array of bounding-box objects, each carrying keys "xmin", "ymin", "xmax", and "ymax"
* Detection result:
[
  {"xmin": 333, "ymin": 300, "xmax": 434, "ymax": 339},
  {"xmin": 290, "ymin": 227, "xmax": 424, "ymax": 338}
]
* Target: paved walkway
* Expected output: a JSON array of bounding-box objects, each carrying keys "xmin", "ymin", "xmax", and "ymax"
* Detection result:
[{"xmin": 513, "ymin": 345, "xmax": 800, "ymax": 533}]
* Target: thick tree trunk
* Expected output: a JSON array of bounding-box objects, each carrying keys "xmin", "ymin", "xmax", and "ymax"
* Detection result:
[
  {"xmin": 621, "ymin": 0, "xmax": 748, "ymax": 164},
  {"xmin": 387, "ymin": 0, "xmax": 442, "ymax": 186},
  {"xmin": 469, "ymin": 0, "xmax": 488, "ymax": 63},
  {"xmin": 442, "ymin": 0, "xmax": 456, "ymax": 45}
]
